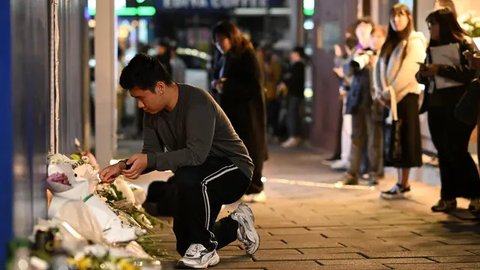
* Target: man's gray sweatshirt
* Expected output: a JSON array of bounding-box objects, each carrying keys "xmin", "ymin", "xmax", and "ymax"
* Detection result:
[{"xmin": 142, "ymin": 84, "xmax": 254, "ymax": 179}]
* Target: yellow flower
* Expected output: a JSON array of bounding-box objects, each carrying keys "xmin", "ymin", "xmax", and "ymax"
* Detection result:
[
  {"xmin": 76, "ymin": 257, "xmax": 93, "ymax": 269},
  {"xmin": 118, "ymin": 259, "xmax": 140, "ymax": 270}
]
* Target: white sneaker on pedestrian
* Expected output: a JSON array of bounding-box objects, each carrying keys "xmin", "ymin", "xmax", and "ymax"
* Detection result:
[
  {"xmin": 330, "ymin": 159, "xmax": 349, "ymax": 171},
  {"xmin": 380, "ymin": 184, "xmax": 411, "ymax": 199},
  {"xmin": 231, "ymin": 203, "xmax": 260, "ymax": 255},
  {"xmin": 242, "ymin": 191, "xmax": 267, "ymax": 203},
  {"xmin": 281, "ymin": 137, "xmax": 301, "ymax": 148},
  {"xmin": 177, "ymin": 244, "xmax": 219, "ymax": 269}
]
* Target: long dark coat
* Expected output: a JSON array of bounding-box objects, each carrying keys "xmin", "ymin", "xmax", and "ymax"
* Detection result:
[{"xmin": 219, "ymin": 47, "xmax": 268, "ymax": 184}]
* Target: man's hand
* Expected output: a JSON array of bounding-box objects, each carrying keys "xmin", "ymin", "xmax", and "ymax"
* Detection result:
[
  {"xmin": 99, "ymin": 163, "xmax": 123, "ymax": 183},
  {"xmin": 122, "ymin": 153, "xmax": 148, "ymax": 180}
]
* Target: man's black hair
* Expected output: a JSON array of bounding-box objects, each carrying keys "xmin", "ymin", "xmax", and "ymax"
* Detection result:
[
  {"xmin": 119, "ymin": 53, "xmax": 173, "ymax": 92},
  {"xmin": 292, "ymin": 46, "xmax": 305, "ymax": 59}
]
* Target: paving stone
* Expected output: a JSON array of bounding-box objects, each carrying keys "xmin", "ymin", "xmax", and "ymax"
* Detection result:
[
  {"xmin": 435, "ymin": 236, "xmax": 480, "ymax": 245},
  {"xmin": 219, "ymin": 260, "xmax": 322, "ymax": 270},
  {"xmin": 317, "ymin": 265, "xmax": 390, "ymax": 270},
  {"xmin": 135, "ymin": 147, "xmax": 480, "ymax": 269},
  {"xmin": 218, "ymin": 246, "xmax": 251, "ymax": 256},
  {"xmin": 267, "ymin": 227, "xmax": 315, "ymax": 235},
  {"xmin": 254, "ymin": 249, "xmax": 303, "ymax": 256},
  {"xmin": 468, "ymin": 249, "xmax": 480, "ymax": 255},
  {"xmin": 362, "ymin": 250, "xmax": 475, "ymax": 258},
  {"xmin": 160, "ymin": 261, "xmax": 262, "ymax": 270},
  {"xmin": 429, "ymin": 256, "xmax": 480, "ymax": 263},
  {"xmin": 299, "ymin": 247, "xmax": 362, "ymax": 255},
  {"xmin": 336, "ymin": 239, "xmax": 407, "ymax": 252},
  {"xmin": 318, "ymin": 258, "xmax": 435, "ymax": 265},
  {"xmin": 257, "ymin": 221, "xmax": 303, "ymax": 228},
  {"xmin": 306, "ymin": 228, "xmax": 366, "ymax": 238},
  {"xmin": 387, "ymin": 262, "xmax": 480, "ymax": 270},
  {"xmin": 254, "ymin": 252, "xmax": 363, "ymax": 261}
]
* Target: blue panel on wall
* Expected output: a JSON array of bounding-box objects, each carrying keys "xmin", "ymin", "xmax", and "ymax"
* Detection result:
[{"xmin": 0, "ymin": 0, "xmax": 13, "ymax": 266}]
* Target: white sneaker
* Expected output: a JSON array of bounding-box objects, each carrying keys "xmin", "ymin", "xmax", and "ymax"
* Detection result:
[
  {"xmin": 330, "ymin": 160, "xmax": 349, "ymax": 170},
  {"xmin": 231, "ymin": 203, "xmax": 260, "ymax": 255},
  {"xmin": 242, "ymin": 191, "xmax": 267, "ymax": 203},
  {"xmin": 380, "ymin": 184, "xmax": 411, "ymax": 200},
  {"xmin": 281, "ymin": 137, "xmax": 301, "ymax": 148},
  {"xmin": 177, "ymin": 244, "xmax": 220, "ymax": 269}
]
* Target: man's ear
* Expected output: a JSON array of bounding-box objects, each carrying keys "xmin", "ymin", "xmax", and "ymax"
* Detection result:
[{"xmin": 155, "ymin": 81, "xmax": 166, "ymax": 95}]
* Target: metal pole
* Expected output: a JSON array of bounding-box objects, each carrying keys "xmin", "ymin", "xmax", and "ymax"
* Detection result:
[{"xmin": 95, "ymin": 0, "xmax": 117, "ymax": 167}]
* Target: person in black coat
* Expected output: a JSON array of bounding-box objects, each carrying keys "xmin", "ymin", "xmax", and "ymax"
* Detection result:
[
  {"xmin": 278, "ymin": 46, "xmax": 306, "ymax": 148},
  {"xmin": 212, "ymin": 21, "xmax": 268, "ymax": 202},
  {"xmin": 417, "ymin": 8, "xmax": 480, "ymax": 213}
]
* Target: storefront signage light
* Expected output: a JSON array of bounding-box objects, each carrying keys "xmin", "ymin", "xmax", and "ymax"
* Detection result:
[
  {"xmin": 88, "ymin": 6, "xmax": 156, "ymax": 16},
  {"xmin": 162, "ymin": 0, "xmax": 268, "ymax": 9}
]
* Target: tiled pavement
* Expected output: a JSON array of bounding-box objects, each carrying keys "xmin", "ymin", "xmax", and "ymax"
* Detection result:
[{"xmin": 118, "ymin": 141, "xmax": 480, "ymax": 269}]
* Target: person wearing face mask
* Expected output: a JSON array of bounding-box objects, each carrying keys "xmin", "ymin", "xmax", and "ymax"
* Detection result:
[
  {"xmin": 211, "ymin": 21, "xmax": 268, "ymax": 203},
  {"xmin": 416, "ymin": 8, "xmax": 480, "ymax": 214},
  {"xmin": 373, "ymin": 3, "xmax": 427, "ymax": 199}
]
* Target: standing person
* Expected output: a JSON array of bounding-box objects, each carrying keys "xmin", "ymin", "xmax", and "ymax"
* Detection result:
[
  {"xmin": 262, "ymin": 44, "xmax": 283, "ymax": 142},
  {"xmin": 170, "ymin": 44, "xmax": 186, "ymax": 83},
  {"xmin": 278, "ymin": 46, "xmax": 306, "ymax": 148},
  {"xmin": 211, "ymin": 21, "xmax": 268, "ymax": 203},
  {"xmin": 373, "ymin": 3, "xmax": 427, "ymax": 199},
  {"xmin": 155, "ymin": 39, "xmax": 172, "ymax": 75},
  {"xmin": 326, "ymin": 35, "xmax": 358, "ymax": 166},
  {"xmin": 338, "ymin": 20, "xmax": 387, "ymax": 186},
  {"xmin": 99, "ymin": 54, "xmax": 260, "ymax": 268},
  {"xmin": 416, "ymin": 8, "xmax": 480, "ymax": 212}
]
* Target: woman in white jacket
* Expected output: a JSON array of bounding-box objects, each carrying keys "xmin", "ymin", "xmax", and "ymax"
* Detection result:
[{"xmin": 373, "ymin": 3, "xmax": 427, "ymax": 199}]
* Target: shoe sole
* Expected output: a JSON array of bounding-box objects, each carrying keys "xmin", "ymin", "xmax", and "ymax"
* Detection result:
[
  {"xmin": 178, "ymin": 253, "xmax": 220, "ymax": 269},
  {"xmin": 380, "ymin": 193, "xmax": 410, "ymax": 200},
  {"xmin": 431, "ymin": 208, "xmax": 456, "ymax": 213},
  {"xmin": 234, "ymin": 204, "xmax": 260, "ymax": 254},
  {"xmin": 237, "ymin": 215, "xmax": 259, "ymax": 254}
]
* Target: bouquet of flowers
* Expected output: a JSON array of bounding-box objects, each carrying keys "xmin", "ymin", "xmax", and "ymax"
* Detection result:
[
  {"xmin": 47, "ymin": 153, "xmax": 162, "ymax": 245},
  {"xmin": 46, "ymin": 171, "xmax": 73, "ymax": 193},
  {"xmin": 96, "ymin": 177, "xmax": 157, "ymax": 233},
  {"xmin": 47, "ymin": 154, "xmax": 139, "ymax": 244}
]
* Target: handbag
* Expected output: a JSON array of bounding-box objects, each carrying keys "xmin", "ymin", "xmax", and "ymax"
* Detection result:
[
  {"xmin": 384, "ymin": 87, "xmax": 402, "ymax": 165},
  {"xmin": 384, "ymin": 119, "xmax": 403, "ymax": 165},
  {"xmin": 454, "ymin": 78, "xmax": 480, "ymax": 125}
]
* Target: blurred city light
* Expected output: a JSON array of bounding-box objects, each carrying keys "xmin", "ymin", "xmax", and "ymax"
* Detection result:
[
  {"xmin": 303, "ymin": 0, "xmax": 314, "ymax": 16},
  {"xmin": 303, "ymin": 19, "xmax": 314, "ymax": 30},
  {"xmin": 304, "ymin": 87, "xmax": 313, "ymax": 99},
  {"xmin": 88, "ymin": 4, "xmax": 156, "ymax": 16}
]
